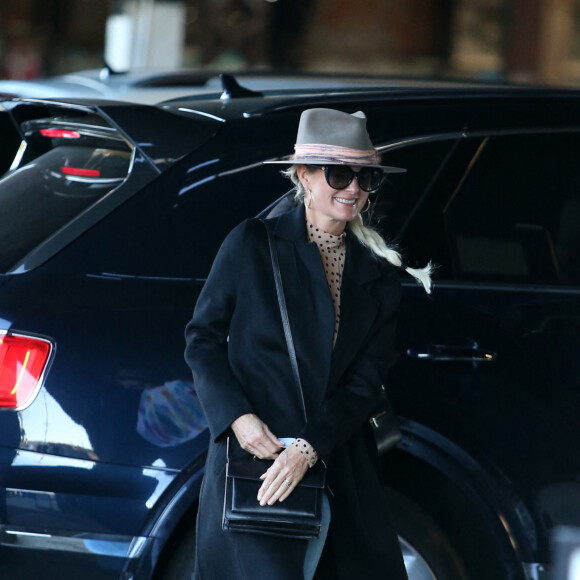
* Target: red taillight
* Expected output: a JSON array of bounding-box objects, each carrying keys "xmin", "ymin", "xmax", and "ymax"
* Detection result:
[
  {"xmin": 40, "ymin": 128, "xmax": 81, "ymax": 139},
  {"xmin": 61, "ymin": 166, "xmax": 101, "ymax": 178},
  {"xmin": 0, "ymin": 333, "xmax": 52, "ymax": 409}
]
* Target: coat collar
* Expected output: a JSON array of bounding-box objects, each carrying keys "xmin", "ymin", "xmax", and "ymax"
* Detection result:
[
  {"xmin": 270, "ymin": 203, "xmax": 382, "ymax": 287},
  {"xmin": 271, "ymin": 202, "xmax": 308, "ymax": 242}
]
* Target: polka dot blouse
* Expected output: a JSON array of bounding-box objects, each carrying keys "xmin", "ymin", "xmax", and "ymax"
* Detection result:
[{"xmin": 307, "ymin": 221, "xmax": 346, "ymax": 347}]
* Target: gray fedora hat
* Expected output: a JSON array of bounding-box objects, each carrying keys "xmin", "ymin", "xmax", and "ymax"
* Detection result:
[{"xmin": 265, "ymin": 108, "xmax": 405, "ymax": 173}]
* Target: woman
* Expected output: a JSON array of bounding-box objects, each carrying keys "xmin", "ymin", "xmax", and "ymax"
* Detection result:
[{"xmin": 184, "ymin": 108, "xmax": 432, "ymax": 579}]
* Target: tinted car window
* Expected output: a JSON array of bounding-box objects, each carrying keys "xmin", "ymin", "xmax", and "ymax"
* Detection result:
[
  {"xmin": 444, "ymin": 133, "xmax": 580, "ymax": 286},
  {"xmin": 370, "ymin": 139, "xmax": 459, "ymax": 270},
  {"xmin": 0, "ymin": 114, "xmax": 132, "ymax": 272},
  {"xmin": 65, "ymin": 159, "xmax": 289, "ymax": 279}
]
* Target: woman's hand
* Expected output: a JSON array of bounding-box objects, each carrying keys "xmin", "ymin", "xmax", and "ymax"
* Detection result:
[
  {"xmin": 231, "ymin": 413, "xmax": 283, "ymax": 460},
  {"xmin": 257, "ymin": 445, "xmax": 309, "ymax": 506}
]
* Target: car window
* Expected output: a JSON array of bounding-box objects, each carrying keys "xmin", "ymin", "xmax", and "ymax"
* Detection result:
[
  {"xmin": 369, "ymin": 139, "xmax": 460, "ymax": 273},
  {"xmin": 0, "ymin": 113, "xmax": 133, "ymax": 272},
  {"xmin": 65, "ymin": 159, "xmax": 289, "ymax": 279},
  {"xmin": 443, "ymin": 133, "xmax": 580, "ymax": 286}
]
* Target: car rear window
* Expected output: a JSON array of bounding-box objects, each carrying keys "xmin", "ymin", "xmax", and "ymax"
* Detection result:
[{"xmin": 0, "ymin": 110, "xmax": 133, "ymax": 272}]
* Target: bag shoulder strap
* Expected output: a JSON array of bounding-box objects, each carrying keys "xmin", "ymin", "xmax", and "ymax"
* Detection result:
[{"xmin": 262, "ymin": 220, "xmax": 308, "ymax": 423}]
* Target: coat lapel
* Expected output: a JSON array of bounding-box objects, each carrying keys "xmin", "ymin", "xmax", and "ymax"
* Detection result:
[
  {"xmin": 271, "ymin": 205, "xmax": 335, "ymax": 411},
  {"xmin": 328, "ymin": 235, "xmax": 382, "ymax": 391},
  {"xmin": 269, "ymin": 205, "xmax": 382, "ymax": 407}
]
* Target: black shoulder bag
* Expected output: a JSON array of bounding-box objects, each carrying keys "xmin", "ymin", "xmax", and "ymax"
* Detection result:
[{"xmin": 222, "ymin": 222, "xmax": 326, "ymax": 539}]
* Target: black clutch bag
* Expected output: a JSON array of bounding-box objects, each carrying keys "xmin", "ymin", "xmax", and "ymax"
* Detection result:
[
  {"xmin": 223, "ymin": 442, "xmax": 326, "ymax": 539},
  {"xmin": 222, "ymin": 221, "xmax": 326, "ymax": 540}
]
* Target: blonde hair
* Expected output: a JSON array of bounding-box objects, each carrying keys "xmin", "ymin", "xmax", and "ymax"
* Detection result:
[{"xmin": 282, "ymin": 165, "xmax": 433, "ymax": 293}]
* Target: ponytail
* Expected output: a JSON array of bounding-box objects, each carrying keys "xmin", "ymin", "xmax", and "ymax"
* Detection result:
[{"xmin": 347, "ymin": 214, "xmax": 433, "ymax": 293}]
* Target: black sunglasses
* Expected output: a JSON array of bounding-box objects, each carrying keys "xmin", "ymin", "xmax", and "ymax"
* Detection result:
[{"xmin": 310, "ymin": 165, "xmax": 383, "ymax": 193}]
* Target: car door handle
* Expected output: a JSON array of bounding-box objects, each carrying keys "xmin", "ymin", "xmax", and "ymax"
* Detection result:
[{"xmin": 406, "ymin": 344, "xmax": 497, "ymax": 362}]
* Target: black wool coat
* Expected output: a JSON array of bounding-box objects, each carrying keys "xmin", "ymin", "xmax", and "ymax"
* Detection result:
[{"xmin": 184, "ymin": 204, "xmax": 408, "ymax": 580}]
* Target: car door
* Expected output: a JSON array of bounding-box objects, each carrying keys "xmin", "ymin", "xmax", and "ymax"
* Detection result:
[{"xmin": 371, "ymin": 128, "xmax": 580, "ymax": 576}]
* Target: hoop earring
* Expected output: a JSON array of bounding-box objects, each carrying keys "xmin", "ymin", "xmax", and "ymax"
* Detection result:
[{"xmin": 361, "ymin": 199, "xmax": 371, "ymax": 214}]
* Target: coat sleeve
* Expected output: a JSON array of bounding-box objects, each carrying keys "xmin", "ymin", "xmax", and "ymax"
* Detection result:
[
  {"xmin": 184, "ymin": 222, "xmax": 255, "ymax": 442},
  {"xmin": 298, "ymin": 274, "xmax": 402, "ymax": 462}
]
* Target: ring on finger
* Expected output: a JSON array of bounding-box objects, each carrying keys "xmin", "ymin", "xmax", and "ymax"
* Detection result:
[{"xmin": 283, "ymin": 479, "xmax": 292, "ymax": 488}]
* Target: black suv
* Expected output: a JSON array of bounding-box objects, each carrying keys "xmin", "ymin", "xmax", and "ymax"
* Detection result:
[{"xmin": 0, "ymin": 74, "xmax": 577, "ymax": 580}]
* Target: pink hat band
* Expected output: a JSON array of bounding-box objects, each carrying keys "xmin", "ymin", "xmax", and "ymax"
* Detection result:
[{"xmin": 292, "ymin": 143, "xmax": 380, "ymax": 166}]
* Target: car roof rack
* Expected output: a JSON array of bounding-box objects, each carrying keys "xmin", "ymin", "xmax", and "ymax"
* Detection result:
[{"xmin": 241, "ymin": 85, "xmax": 580, "ymax": 118}]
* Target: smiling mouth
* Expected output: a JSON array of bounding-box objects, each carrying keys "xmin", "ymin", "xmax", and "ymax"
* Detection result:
[{"xmin": 335, "ymin": 197, "xmax": 357, "ymax": 206}]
